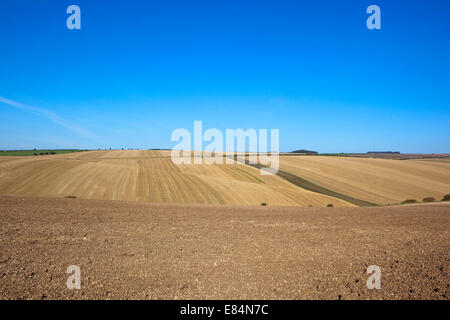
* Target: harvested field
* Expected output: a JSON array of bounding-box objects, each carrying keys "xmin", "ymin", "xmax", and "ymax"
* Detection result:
[
  {"xmin": 349, "ymin": 153, "xmax": 450, "ymax": 160},
  {"xmin": 0, "ymin": 195, "xmax": 448, "ymax": 300},
  {"xmin": 280, "ymin": 156, "xmax": 450, "ymax": 205},
  {"xmin": 0, "ymin": 151, "xmax": 352, "ymax": 207}
]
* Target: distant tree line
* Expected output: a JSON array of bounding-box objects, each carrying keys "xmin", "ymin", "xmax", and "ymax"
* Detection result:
[
  {"xmin": 367, "ymin": 151, "xmax": 400, "ymax": 154},
  {"xmin": 290, "ymin": 149, "xmax": 318, "ymax": 155}
]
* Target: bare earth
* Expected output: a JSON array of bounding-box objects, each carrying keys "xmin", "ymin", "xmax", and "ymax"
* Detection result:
[{"xmin": 0, "ymin": 195, "xmax": 448, "ymax": 300}]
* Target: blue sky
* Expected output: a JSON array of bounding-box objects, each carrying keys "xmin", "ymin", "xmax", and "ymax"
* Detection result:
[{"xmin": 0, "ymin": 0, "xmax": 449, "ymax": 152}]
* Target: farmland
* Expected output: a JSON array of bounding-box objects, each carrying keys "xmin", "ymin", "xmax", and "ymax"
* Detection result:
[
  {"xmin": 0, "ymin": 151, "xmax": 449, "ymax": 300},
  {"xmin": 279, "ymin": 155, "xmax": 450, "ymax": 205},
  {"xmin": 0, "ymin": 149, "xmax": 82, "ymax": 156},
  {"xmin": 0, "ymin": 195, "xmax": 448, "ymax": 299},
  {"xmin": 0, "ymin": 151, "xmax": 449, "ymax": 207},
  {"xmin": 0, "ymin": 150, "xmax": 352, "ymax": 207}
]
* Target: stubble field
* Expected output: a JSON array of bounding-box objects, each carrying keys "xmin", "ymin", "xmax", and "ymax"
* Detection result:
[
  {"xmin": 0, "ymin": 151, "xmax": 352, "ymax": 207},
  {"xmin": 279, "ymin": 156, "xmax": 450, "ymax": 205},
  {"xmin": 1, "ymin": 151, "xmax": 450, "ymax": 207}
]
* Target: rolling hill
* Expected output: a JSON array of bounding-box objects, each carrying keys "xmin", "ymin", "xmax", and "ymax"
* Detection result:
[
  {"xmin": 0, "ymin": 150, "xmax": 352, "ymax": 207},
  {"xmin": 279, "ymin": 156, "xmax": 450, "ymax": 205}
]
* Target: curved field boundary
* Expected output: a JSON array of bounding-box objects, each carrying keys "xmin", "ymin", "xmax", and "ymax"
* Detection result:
[
  {"xmin": 228, "ymin": 155, "xmax": 376, "ymax": 207},
  {"xmin": 274, "ymin": 169, "xmax": 376, "ymax": 207}
]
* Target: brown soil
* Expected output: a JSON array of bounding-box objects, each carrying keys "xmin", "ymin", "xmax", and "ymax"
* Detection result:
[{"xmin": 0, "ymin": 195, "xmax": 448, "ymax": 300}]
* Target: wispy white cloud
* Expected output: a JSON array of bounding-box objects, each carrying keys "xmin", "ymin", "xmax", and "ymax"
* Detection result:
[{"xmin": 0, "ymin": 96, "xmax": 96, "ymax": 139}]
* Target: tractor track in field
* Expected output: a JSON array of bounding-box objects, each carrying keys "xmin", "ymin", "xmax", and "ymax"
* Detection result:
[{"xmin": 229, "ymin": 155, "xmax": 374, "ymax": 207}]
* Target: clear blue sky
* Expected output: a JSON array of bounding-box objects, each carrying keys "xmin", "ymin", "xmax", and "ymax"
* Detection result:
[{"xmin": 0, "ymin": 0, "xmax": 449, "ymax": 152}]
